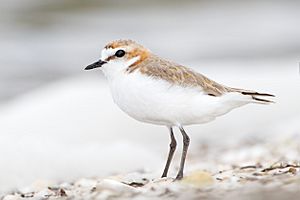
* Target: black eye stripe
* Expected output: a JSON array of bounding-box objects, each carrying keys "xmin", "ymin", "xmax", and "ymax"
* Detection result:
[
  {"xmin": 106, "ymin": 55, "xmax": 115, "ymax": 61},
  {"xmin": 115, "ymin": 50, "xmax": 126, "ymax": 57}
]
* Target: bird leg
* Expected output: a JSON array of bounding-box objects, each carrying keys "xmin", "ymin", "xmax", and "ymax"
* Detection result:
[
  {"xmin": 161, "ymin": 127, "xmax": 177, "ymax": 178},
  {"xmin": 175, "ymin": 126, "xmax": 190, "ymax": 180}
]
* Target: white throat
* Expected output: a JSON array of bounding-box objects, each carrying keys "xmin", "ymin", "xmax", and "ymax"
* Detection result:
[{"xmin": 101, "ymin": 55, "xmax": 140, "ymax": 80}]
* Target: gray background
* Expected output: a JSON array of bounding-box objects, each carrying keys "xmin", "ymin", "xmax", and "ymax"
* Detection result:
[
  {"xmin": 1, "ymin": 0, "xmax": 300, "ymax": 101},
  {"xmin": 0, "ymin": 0, "xmax": 299, "ymax": 193}
]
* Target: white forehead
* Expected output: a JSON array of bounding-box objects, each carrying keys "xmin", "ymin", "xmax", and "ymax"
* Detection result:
[
  {"xmin": 101, "ymin": 48, "xmax": 115, "ymax": 60},
  {"xmin": 101, "ymin": 47, "xmax": 131, "ymax": 61}
]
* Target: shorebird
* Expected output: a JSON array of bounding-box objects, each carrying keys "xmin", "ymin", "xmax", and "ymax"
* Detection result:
[{"xmin": 85, "ymin": 39, "xmax": 274, "ymax": 180}]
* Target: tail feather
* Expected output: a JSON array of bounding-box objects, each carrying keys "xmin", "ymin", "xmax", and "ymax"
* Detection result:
[
  {"xmin": 240, "ymin": 91, "xmax": 275, "ymax": 97},
  {"xmin": 228, "ymin": 87, "xmax": 275, "ymax": 104},
  {"xmin": 251, "ymin": 96, "xmax": 275, "ymax": 104}
]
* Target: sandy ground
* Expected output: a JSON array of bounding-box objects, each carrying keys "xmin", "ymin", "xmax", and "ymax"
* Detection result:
[{"xmin": 2, "ymin": 134, "xmax": 299, "ymax": 200}]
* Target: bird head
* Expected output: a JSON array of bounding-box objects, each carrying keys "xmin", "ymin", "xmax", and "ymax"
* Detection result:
[{"xmin": 85, "ymin": 40, "xmax": 150, "ymax": 77}]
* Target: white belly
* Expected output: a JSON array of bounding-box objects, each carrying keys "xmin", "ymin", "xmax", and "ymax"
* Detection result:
[{"xmin": 108, "ymin": 71, "xmax": 248, "ymax": 126}]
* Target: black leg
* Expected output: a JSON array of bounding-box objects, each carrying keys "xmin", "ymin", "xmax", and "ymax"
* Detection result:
[
  {"xmin": 175, "ymin": 126, "xmax": 190, "ymax": 180},
  {"xmin": 161, "ymin": 127, "xmax": 177, "ymax": 178}
]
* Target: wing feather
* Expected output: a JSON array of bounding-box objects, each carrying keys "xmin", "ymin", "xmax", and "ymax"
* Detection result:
[
  {"xmin": 135, "ymin": 55, "xmax": 228, "ymax": 96},
  {"xmin": 130, "ymin": 55, "xmax": 275, "ymax": 102}
]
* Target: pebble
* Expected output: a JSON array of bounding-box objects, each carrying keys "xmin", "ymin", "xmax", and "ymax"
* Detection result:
[
  {"xmin": 1, "ymin": 137, "xmax": 299, "ymax": 200},
  {"xmin": 181, "ymin": 171, "xmax": 214, "ymax": 187}
]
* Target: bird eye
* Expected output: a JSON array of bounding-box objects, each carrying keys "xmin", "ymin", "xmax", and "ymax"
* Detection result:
[{"xmin": 115, "ymin": 50, "xmax": 125, "ymax": 57}]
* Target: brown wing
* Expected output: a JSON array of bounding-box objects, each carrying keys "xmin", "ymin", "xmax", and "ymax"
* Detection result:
[
  {"xmin": 131, "ymin": 55, "xmax": 229, "ymax": 96},
  {"xmin": 129, "ymin": 55, "xmax": 275, "ymax": 101}
]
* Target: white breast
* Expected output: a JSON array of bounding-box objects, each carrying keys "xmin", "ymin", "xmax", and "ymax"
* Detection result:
[{"xmin": 105, "ymin": 69, "xmax": 249, "ymax": 126}]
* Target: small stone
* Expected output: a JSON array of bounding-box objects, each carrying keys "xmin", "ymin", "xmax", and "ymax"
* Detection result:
[
  {"xmin": 252, "ymin": 172, "xmax": 264, "ymax": 176},
  {"xmin": 20, "ymin": 192, "xmax": 34, "ymax": 198},
  {"xmin": 59, "ymin": 188, "xmax": 68, "ymax": 197},
  {"xmin": 93, "ymin": 179, "xmax": 138, "ymax": 200},
  {"xmin": 181, "ymin": 171, "xmax": 214, "ymax": 187},
  {"xmin": 121, "ymin": 172, "xmax": 150, "ymax": 187},
  {"xmin": 288, "ymin": 167, "xmax": 297, "ymax": 175},
  {"xmin": 96, "ymin": 179, "xmax": 137, "ymax": 193},
  {"xmin": 35, "ymin": 189, "xmax": 54, "ymax": 198}
]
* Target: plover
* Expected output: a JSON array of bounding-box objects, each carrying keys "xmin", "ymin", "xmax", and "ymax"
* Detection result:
[{"xmin": 85, "ymin": 39, "xmax": 274, "ymax": 180}]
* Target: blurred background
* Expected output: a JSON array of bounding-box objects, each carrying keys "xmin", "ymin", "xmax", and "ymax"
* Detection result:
[{"xmin": 0, "ymin": 0, "xmax": 299, "ymax": 193}]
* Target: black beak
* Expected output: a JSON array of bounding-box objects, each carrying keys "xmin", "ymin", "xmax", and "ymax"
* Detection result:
[{"xmin": 85, "ymin": 60, "xmax": 107, "ymax": 70}]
